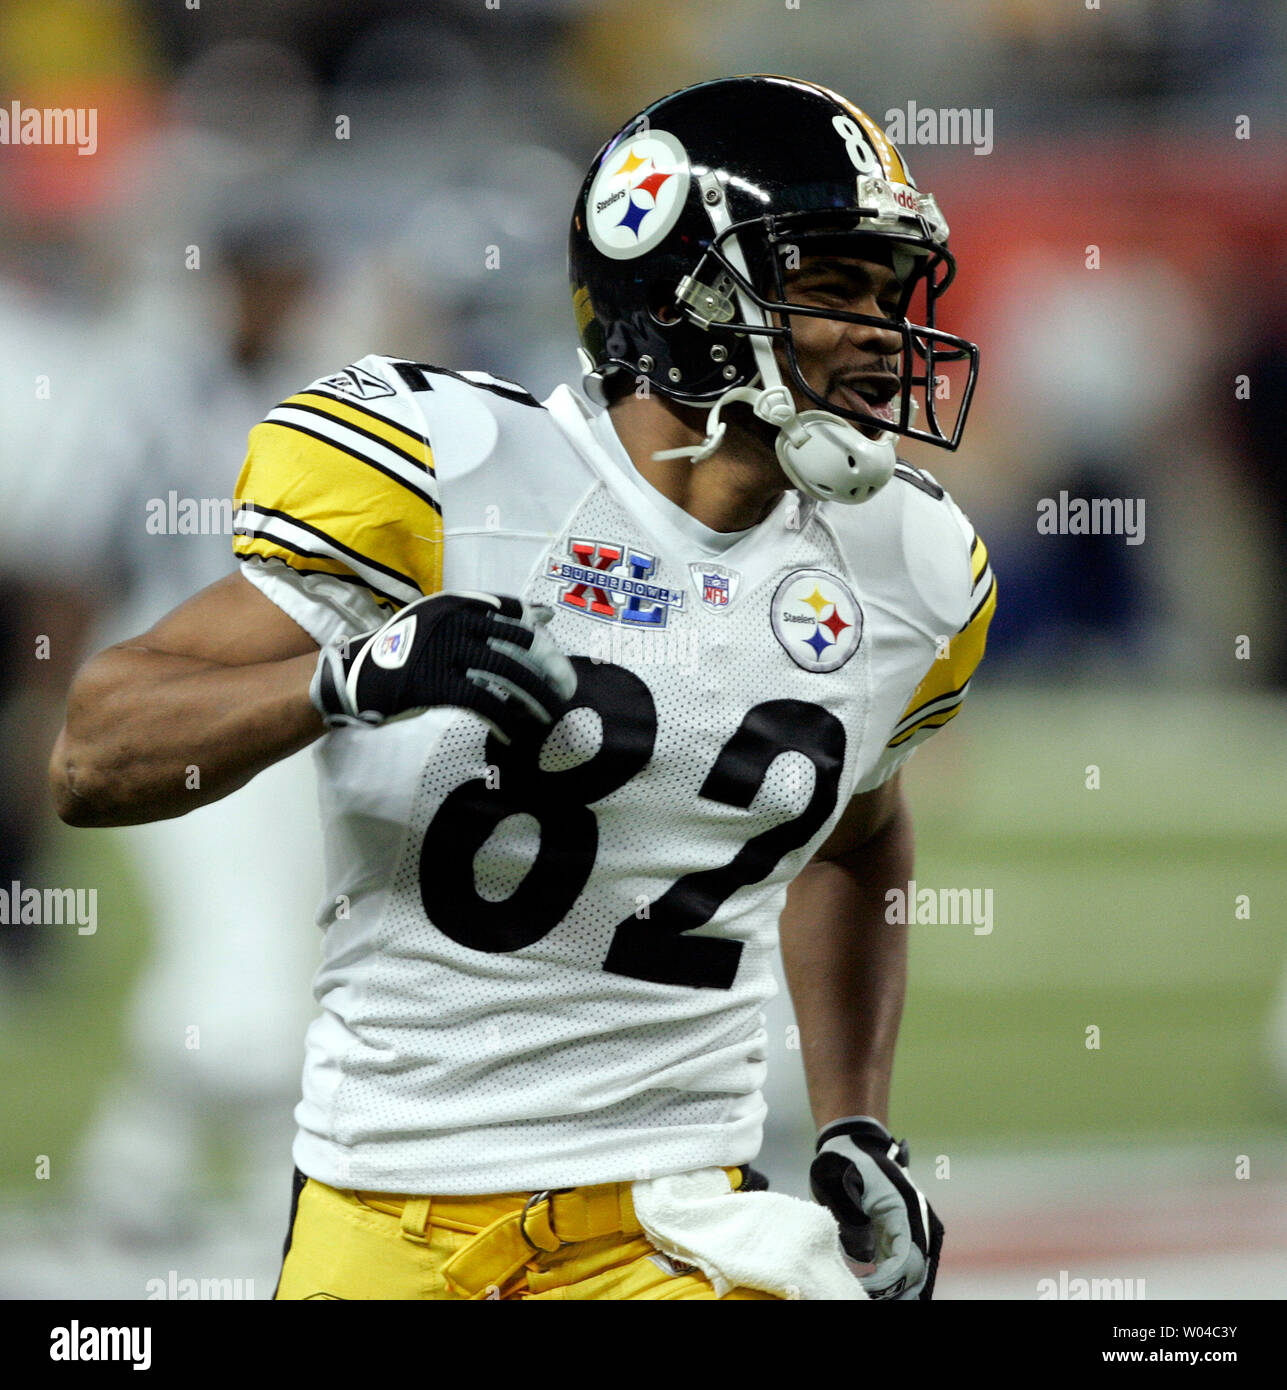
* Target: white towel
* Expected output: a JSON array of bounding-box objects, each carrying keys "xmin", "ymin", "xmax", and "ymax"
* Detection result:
[{"xmin": 630, "ymin": 1168, "xmax": 867, "ymax": 1301}]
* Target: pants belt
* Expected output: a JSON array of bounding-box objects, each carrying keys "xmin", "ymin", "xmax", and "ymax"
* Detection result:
[{"xmin": 354, "ymin": 1169, "xmax": 742, "ymax": 1300}]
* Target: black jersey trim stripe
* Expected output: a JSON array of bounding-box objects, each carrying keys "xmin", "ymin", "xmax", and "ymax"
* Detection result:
[
  {"xmin": 393, "ymin": 360, "xmax": 543, "ymax": 408},
  {"xmin": 893, "ymin": 463, "xmax": 945, "ymax": 500},
  {"xmin": 262, "ymin": 419, "xmax": 442, "ymax": 513},
  {"xmin": 460, "ymin": 368, "xmax": 540, "ymax": 400},
  {"xmin": 889, "ymin": 707, "xmax": 961, "ymax": 747},
  {"xmin": 891, "ymin": 679, "xmax": 971, "ymax": 733},
  {"xmin": 392, "ymin": 360, "xmax": 431, "ymax": 392},
  {"xmin": 960, "ymin": 573, "xmax": 997, "ymax": 631},
  {"xmin": 294, "ymin": 390, "xmax": 434, "ymax": 467},
  {"xmin": 239, "ymin": 504, "xmax": 421, "ymax": 590},
  {"xmin": 239, "ymin": 553, "xmax": 402, "ymax": 607},
  {"xmin": 239, "ymin": 502, "xmax": 423, "ymax": 592},
  {"xmin": 237, "ymin": 534, "xmax": 411, "ymax": 608},
  {"xmin": 970, "ymin": 539, "xmax": 990, "ymax": 586},
  {"xmin": 276, "ymin": 400, "xmax": 430, "ymax": 472}
]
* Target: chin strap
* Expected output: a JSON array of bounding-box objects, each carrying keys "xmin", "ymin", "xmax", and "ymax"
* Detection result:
[
  {"xmin": 651, "ymin": 375, "xmax": 899, "ymax": 506},
  {"xmin": 651, "ymin": 386, "xmax": 762, "ymax": 465}
]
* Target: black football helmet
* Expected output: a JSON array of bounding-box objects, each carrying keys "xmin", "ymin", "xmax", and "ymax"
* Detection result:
[{"xmin": 569, "ymin": 75, "xmax": 979, "ymax": 503}]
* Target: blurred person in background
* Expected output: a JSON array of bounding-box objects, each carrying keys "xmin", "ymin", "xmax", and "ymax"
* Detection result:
[
  {"xmin": 0, "ymin": 215, "xmax": 104, "ymax": 980},
  {"xmin": 3, "ymin": 196, "xmax": 330, "ymax": 1262}
]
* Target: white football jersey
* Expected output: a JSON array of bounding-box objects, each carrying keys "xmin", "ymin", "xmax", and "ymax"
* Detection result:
[{"xmin": 233, "ymin": 354, "xmax": 995, "ymax": 1194}]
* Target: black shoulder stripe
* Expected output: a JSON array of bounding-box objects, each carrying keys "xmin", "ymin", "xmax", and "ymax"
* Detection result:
[
  {"xmin": 961, "ymin": 572, "xmax": 997, "ymax": 631},
  {"xmin": 893, "ymin": 462, "xmax": 945, "ymax": 501},
  {"xmin": 239, "ymin": 554, "xmax": 399, "ymax": 608},
  {"xmin": 392, "ymin": 361, "xmax": 432, "ymax": 392},
  {"xmin": 391, "ymin": 360, "xmax": 543, "ymax": 409},
  {"xmin": 242, "ymin": 503, "xmax": 422, "ymax": 591}
]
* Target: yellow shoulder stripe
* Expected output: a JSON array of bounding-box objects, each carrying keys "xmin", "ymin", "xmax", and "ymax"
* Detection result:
[
  {"xmin": 285, "ymin": 390, "xmax": 434, "ymax": 471},
  {"xmin": 887, "ymin": 571, "xmax": 996, "ymax": 748},
  {"xmin": 233, "ymin": 420, "xmax": 442, "ymax": 603}
]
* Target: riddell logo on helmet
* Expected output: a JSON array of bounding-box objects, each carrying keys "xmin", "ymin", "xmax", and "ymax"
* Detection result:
[{"xmin": 878, "ymin": 185, "xmax": 922, "ymax": 213}]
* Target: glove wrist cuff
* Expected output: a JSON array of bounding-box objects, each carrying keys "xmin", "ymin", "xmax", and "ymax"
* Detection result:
[
  {"xmin": 815, "ymin": 1114, "xmax": 894, "ymax": 1153},
  {"xmin": 311, "ymin": 642, "xmax": 376, "ymax": 728}
]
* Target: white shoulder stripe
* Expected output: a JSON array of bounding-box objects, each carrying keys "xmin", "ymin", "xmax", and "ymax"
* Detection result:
[
  {"xmin": 265, "ymin": 404, "xmax": 439, "ymax": 506},
  {"xmin": 235, "ymin": 507, "xmax": 422, "ymax": 606},
  {"xmin": 890, "ymin": 683, "xmax": 971, "ymax": 738}
]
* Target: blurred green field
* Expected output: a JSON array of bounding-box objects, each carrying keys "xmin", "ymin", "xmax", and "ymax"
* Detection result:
[
  {"xmin": 0, "ymin": 830, "xmax": 149, "ymax": 1192},
  {"xmin": 896, "ymin": 686, "xmax": 1287, "ymax": 1147},
  {"xmin": 1, "ymin": 688, "xmax": 1284, "ymax": 1192}
]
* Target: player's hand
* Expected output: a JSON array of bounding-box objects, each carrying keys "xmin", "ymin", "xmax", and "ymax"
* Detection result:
[
  {"xmin": 809, "ymin": 1115, "xmax": 944, "ymax": 1301},
  {"xmin": 310, "ymin": 591, "xmax": 577, "ymax": 744}
]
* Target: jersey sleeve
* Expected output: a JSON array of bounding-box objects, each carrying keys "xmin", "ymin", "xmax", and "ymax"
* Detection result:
[
  {"xmin": 852, "ymin": 490, "xmax": 996, "ymax": 793},
  {"xmin": 885, "ymin": 507, "xmax": 995, "ymax": 750},
  {"xmin": 231, "ymin": 357, "xmax": 442, "ymax": 646}
]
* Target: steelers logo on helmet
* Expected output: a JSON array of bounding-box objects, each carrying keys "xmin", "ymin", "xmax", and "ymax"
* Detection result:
[
  {"xmin": 771, "ymin": 569, "xmax": 864, "ymax": 673},
  {"xmin": 586, "ymin": 129, "xmax": 689, "ymax": 261}
]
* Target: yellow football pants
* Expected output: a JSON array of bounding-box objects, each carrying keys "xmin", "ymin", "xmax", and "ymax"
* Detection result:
[{"xmin": 275, "ymin": 1169, "xmax": 781, "ymax": 1301}]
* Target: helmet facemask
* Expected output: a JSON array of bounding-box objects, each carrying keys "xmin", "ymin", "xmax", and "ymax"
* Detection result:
[{"xmin": 676, "ymin": 211, "xmax": 979, "ymax": 458}]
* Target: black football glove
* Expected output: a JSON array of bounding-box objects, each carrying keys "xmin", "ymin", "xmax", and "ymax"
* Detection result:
[
  {"xmin": 810, "ymin": 1115, "xmax": 944, "ymax": 1301},
  {"xmin": 310, "ymin": 590, "xmax": 576, "ymax": 745}
]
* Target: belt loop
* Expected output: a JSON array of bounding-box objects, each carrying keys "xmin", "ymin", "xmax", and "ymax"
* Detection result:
[
  {"xmin": 619, "ymin": 1181, "xmax": 640, "ymax": 1236},
  {"xmin": 519, "ymin": 1191, "xmax": 565, "ymax": 1253},
  {"xmin": 400, "ymin": 1195, "xmax": 432, "ymax": 1244}
]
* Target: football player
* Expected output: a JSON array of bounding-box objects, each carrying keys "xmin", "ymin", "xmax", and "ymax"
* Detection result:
[{"xmin": 51, "ymin": 75, "xmax": 995, "ymax": 1301}]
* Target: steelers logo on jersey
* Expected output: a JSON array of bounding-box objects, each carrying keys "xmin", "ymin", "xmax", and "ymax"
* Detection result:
[{"xmin": 770, "ymin": 569, "xmax": 863, "ymax": 673}]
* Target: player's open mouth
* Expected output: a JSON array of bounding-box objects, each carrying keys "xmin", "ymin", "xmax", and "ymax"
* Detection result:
[
  {"xmin": 832, "ymin": 375, "xmax": 899, "ymax": 435},
  {"xmin": 834, "ymin": 376, "xmax": 897, "ymax": 421}
]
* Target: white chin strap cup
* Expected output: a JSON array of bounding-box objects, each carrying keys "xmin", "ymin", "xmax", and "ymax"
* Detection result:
[
  {"xmin": 755, "ymin": 386, "xmax": 896, "ymax": 505},
  {"xmin": 652, "ymin": 382, "xmax": 898, "ymax": 505},
  {"xmin": 773, "ymin": 408, "xmax": 897, "ymax": 505}
]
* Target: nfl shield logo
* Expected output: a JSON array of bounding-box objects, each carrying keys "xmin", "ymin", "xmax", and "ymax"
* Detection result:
[
  {"xmin": 689, "ymin": 562, "xmax": 740, "ymax": 613},
  {"xmin": 703, "ymin": 574, "xmax": 729, "ymax": 607}
]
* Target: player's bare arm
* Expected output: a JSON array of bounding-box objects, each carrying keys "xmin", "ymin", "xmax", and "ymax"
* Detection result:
[
  {"xmin": 780, "ymin": 772, "xmax": 943, "ymax": 1299},
  {"xmin": 51, "ymin": 575, "xmax": 575, "ymax": 827},
  {"xmin": 779, "ymin": 771, "xmax": 912, "ymax": 1131},
  {"xmin": 51, "ymin": 571, "xmax": 324, "ymax": 827}
]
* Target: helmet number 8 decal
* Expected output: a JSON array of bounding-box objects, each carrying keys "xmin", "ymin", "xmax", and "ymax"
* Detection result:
[
  {"xmin": 419, "ymin": 656, "xmax": 845, "ymax": 989},
  {"xmin": 832, "ymin": 114, "xmax": 880, "ymax": 176}
]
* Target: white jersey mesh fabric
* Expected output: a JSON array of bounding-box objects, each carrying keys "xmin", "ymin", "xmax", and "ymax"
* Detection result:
[{"xmin": 254, "ymin": 362, "xmax": 975, "ymax": 1195}]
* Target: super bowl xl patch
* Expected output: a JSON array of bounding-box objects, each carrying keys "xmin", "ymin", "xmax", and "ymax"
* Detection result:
[
  {"xmin": 770, "ymin": 569, "xmax": 863, "ymax": 672},
  {"xmin": 548, "ymin": 539, "xmax": 684, "ymax": 628}
]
